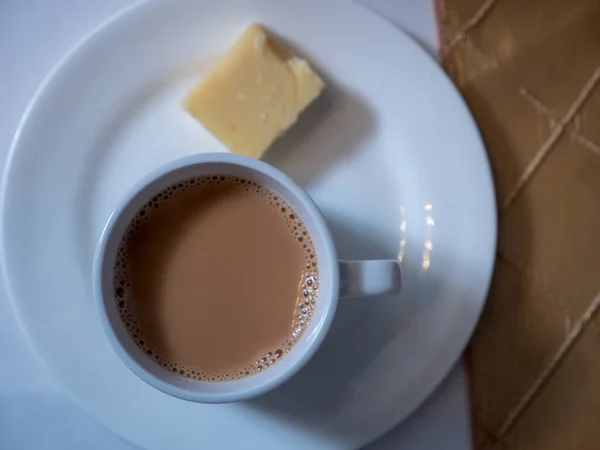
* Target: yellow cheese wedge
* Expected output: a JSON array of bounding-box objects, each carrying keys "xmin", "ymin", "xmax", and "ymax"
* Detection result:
[{"xmin": 184, "ymin": 24, "xmax": 325, "ymax": 158}]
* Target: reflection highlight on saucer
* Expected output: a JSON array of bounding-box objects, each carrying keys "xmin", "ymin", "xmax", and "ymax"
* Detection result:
[
  {"xmin": 397, "ymin": 207, "xmax": 407, "ymax": 262},
  {"xmin": 422, "ymin": 203, "xmax": 434, "ymax": 270}
]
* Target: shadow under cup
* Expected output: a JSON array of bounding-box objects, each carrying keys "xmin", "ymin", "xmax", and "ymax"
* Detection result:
[{"xmin": 93, "ymin": 153, "xmax": 340, "ymax": 403}]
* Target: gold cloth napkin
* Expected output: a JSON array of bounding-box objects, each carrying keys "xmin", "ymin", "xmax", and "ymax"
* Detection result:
[{"xmin": 435, "ymin": 0, "xmax": 600, "ymax": 448}]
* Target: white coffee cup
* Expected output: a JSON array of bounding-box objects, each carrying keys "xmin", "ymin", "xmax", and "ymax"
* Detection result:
[{"xmin": 93, "ymin": 153, "xmax": 401, "ymax": 403}]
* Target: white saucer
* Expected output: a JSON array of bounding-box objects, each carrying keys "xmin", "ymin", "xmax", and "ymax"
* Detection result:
[{"xmin": 0, "ymin": 0, "xmax": 496, "ymax": 448}]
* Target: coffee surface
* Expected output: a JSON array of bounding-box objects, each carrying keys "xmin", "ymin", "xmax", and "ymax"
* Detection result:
[{"xmin": 113, "ymin": 176, "xmax": 319, "ymax": 381}]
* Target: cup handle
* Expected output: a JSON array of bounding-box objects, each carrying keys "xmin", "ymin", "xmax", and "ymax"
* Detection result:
[{"xmin": 338, "ymin": 260, "xmax": 402, "ymax": 298}]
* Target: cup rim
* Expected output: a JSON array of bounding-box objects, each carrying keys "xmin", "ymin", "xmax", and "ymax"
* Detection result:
[{"xmin": 92, "ymin": 152, "xmax": 339, "ymax": 403}]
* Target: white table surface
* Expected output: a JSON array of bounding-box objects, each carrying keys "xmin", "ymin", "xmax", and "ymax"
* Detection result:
[{"xmin": 0, "ymin": 1, "xmax": 473, "ymax": 448}]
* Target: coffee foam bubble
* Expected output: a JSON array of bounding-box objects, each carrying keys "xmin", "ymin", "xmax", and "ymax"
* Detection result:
[{"xmin": 112, "ymin": 175, "xmax": 319, "ymax": 382}]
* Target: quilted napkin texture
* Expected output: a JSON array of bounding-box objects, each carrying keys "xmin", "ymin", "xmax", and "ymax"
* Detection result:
[{"xmin": 435, "ymin": 0, "xmax": 600, "ymax": 448}]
